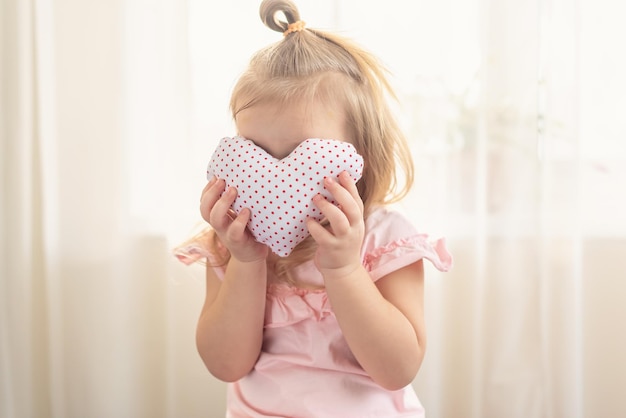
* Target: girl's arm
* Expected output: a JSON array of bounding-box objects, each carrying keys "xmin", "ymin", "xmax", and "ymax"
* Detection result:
[
  {"xmin": 308, "ymin": 172, "xmax": 426, "ymax": 390},
  {"xmin": 196, "ymin": 178, "xmax": 270, "ymax": 382},
  {"xmin": 323, "ymin": 261, "xmax": 426, "ymax": 391},
  {"xmin": 196, "ymin": 258, "xmax": 267, "ymax": 382}
]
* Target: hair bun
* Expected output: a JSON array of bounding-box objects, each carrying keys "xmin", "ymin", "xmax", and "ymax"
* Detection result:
[{"xmin": 260, "ymin": 0, "xmax": 301, "ymax": 33}]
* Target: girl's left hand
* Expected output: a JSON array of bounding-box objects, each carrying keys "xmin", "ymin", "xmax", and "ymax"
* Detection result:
[{"xmin": 307, "ymin": 171, "xmax": 365, "ymax": 280}]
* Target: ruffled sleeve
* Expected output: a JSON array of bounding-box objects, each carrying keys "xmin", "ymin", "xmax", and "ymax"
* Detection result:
[
  {"xmin": 361, "ymin": 207, "xmax": 453, "ymax": 282},
  {"xmin": 172, "ymin": 229, "xmax": 227, "ymax": 280}
]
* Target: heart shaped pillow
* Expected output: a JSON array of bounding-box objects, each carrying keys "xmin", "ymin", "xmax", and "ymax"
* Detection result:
[{"xmin": 206, "ymin": 136, "xmax": 364, "ymax": 257}]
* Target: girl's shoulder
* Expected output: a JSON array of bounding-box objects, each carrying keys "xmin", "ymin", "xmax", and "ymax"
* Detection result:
[{"xmin": 364, "ymin": 205, "xmax": 417, "ymax": 234}]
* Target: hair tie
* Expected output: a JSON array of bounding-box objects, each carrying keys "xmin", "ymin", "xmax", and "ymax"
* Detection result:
[{"xmin": 283, "ymin": 21, "xmax": 306, "ymax": 36}]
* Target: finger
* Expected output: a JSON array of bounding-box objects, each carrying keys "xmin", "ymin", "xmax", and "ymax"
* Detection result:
[
  {"xmin": 209, "ymin": 186, "xmax": 238, "ymax": 228},
  {"xmin": 226, "ymin": 207, "xmax": 252, "ymax": 241},
  {"xmin": 312, "ymin": 194, "xmax": 350, "ymax": 235},
  {"xmin": 338, "ymin": 171, "xmax": 364, "ymax": 213},
  {"xmin": 200, "ymin": 176, "xmax": 219, "ymax": 202},
  {"xmin": 323, "ymin": 176, "xmax": 361, "ymax": 223},
  {"xmin": 200, "ymin": 178, "xmax": 226, "ymax": 223},
  {"xmin": 306, "ymin": 217, "xmax": 333, "ymax": 244}
]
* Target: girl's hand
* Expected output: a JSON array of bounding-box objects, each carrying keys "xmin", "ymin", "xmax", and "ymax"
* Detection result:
[
  {"xmin": 200, "ymin": 177, "xmax": 268, "ymax": 263},
  {"xmin": 307, "ymin": 171, "xmax": 365, "ymax": 280}
]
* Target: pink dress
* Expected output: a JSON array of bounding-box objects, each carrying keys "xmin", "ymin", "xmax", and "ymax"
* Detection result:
[{"xmin": 176, "ymin": 206, "xmax": 452, "ymax": 417}]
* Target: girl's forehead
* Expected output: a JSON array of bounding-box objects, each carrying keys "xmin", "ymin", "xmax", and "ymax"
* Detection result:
[
  {"xmin": 236, "ymin": 98, "xmax": 345, "ymax": 130},
  {"xmin": 235, "ymin": 99, "xmax": 352, "ymax": 157}
]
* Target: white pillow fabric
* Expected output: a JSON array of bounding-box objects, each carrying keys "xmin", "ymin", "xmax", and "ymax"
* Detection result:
[{"xmin": 206, "ymin": 136, "xmax": 364, "ymax": 256}]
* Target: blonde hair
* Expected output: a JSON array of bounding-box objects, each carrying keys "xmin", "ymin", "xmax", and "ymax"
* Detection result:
[{"xmin": 205, "ymin": 0, "xmax": 414, "ymax": 282}]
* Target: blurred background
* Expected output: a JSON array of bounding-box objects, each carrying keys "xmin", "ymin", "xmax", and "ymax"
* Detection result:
[{"xmin": 1, "ymin": 0, "xmax": 625, "ymax": 417}]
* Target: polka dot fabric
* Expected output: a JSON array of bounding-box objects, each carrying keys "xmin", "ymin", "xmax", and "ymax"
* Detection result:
[{"xmin": 206, "ymin": 136, "xmax": 364, "ymax": 257}]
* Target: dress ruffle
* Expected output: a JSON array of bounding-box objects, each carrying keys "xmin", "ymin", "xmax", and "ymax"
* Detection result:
[{"xmin": 264, "ymin": 284, "xmax": 333, "ymax": 328}]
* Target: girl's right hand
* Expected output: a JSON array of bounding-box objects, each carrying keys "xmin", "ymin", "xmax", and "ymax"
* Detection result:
[{"xmin": 200, "ymin": 177, "xmax": 269, "ymax": 263}]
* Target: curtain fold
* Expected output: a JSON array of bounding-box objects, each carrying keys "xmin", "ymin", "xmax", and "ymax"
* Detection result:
[{"xmin": 1, "ymin": 0, "xmax": 52, "ymax": 417}]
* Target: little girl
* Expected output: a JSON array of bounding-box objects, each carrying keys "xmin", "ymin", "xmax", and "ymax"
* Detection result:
[{"xmin": 175, "ymin": 0, "xmax": 452, "ymax": 416}]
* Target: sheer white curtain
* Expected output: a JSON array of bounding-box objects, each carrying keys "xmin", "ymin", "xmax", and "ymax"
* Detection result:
[
  {"xmin": 376, "ymin": 0, "xmax": 626, "ymax": 417},
  {"xmin": 1, "ymin": 0, "xmax": 625, "ymax": 418},
  {"xmin": 1, "ymin": 0, "xmax": 220, "ymax": 417}
]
